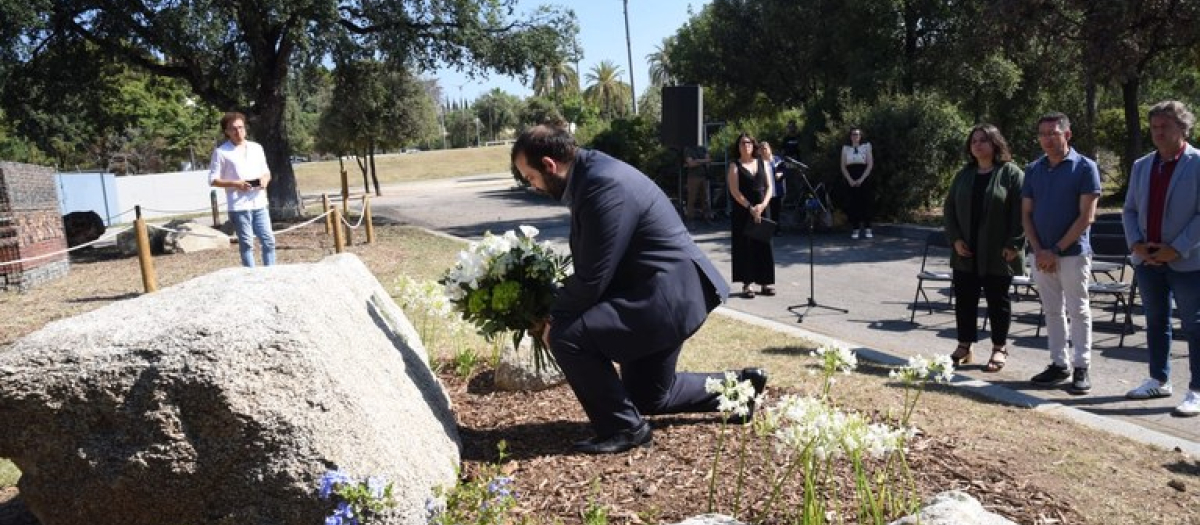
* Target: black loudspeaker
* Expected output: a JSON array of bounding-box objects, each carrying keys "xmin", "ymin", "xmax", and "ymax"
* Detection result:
[{"xmin": 661, "ymin": 85, "xmax": 703, "ymax": 147}]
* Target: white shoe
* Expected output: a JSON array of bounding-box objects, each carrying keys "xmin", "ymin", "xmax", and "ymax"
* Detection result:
[
  {"xmin": 864, "ymin": 228, "xmax": 874, "ymax": 239},
  {"xmin": 851, "ymin": 229, "xmax": 860, "ymax": 240},
  {"xmin": 1175, "ymin": 391, "xmax": 1200, "ymax": 417},
  {"xmin": 1126, "ymin": 378, "xmax": 1173, "ymax": 399}
]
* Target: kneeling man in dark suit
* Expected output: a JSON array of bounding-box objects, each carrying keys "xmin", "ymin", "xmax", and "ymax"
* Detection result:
[{"xmin": 511, "ymin": 123, "xmax": 767, "ymax": 454}]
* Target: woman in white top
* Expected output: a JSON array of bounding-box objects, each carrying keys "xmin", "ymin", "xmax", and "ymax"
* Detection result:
[{"xmin": 840, "ymin": 128, "xmax": 875, "ymax": 239}]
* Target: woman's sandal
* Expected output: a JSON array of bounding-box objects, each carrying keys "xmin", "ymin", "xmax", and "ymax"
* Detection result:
[
  {"xmin": 743, "ymin": 285, "xmax": 756, "ymax": 299},
  {"xmin": 950, "ymin": 343, "xmax": 972, "ymax": 366},
  {"xmin": 984, "ymin": 346, "xmax": 1008, "ymax": 373}
]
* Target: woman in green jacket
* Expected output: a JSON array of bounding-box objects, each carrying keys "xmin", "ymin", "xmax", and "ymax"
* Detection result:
[{"xmin": 944, "ymin": 124, "xmax": 1026, "ymax": 372}]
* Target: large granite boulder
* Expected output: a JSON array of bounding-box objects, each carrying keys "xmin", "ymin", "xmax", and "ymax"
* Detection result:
[{"xmin": 0, "ymin": 254, "xmax": 460, "ymax": 525}]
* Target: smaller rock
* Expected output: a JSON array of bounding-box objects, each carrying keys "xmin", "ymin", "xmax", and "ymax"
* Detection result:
[
  {"xmin": 667, "ymin": 515, "xmax": 745, "ymax": 525},
  {"xmin": 1168, "ymin": 479, "xmax": 1186, "ymax": 492},
  {"xmin": 161, "ymin": 219, "xmax": 231, "ymax": 254},
  {"xmin": 61, "ymin": 211, "xmax": 105, "ymax": 247},
  {"xmin": 888, "ymin": 490, "xmax": 1017, "ymax": 525}
]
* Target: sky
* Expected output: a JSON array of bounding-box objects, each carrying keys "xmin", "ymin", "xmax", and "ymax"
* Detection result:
[{"xmin": 429, "ymin": 1, "xmax": 711, "ymax": 103}]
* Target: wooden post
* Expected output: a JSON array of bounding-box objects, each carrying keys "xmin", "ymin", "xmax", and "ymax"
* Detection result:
[
  {"xmin": 322, "ymin": 194, "xmax": 332, "ymax": 235},
  {"xmin": 210, "ymin": 190, "xmax": 220, "ymax": 228},
  {"xmin": 332, "ymin": 207, "xmax": 345, "ymax": 253},
  {"xmin": 134, "ymin": 206, "xmax": 158, "ymax": 293},
  {"xmin": 363, "ymin": 194, "xmax": 374, "ymax": 244}
]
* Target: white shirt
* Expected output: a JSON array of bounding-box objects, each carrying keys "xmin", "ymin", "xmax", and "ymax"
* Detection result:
[
  {"xmin": 208, "ymin": 140, "xmax": 270, "ymax": 211},
  {"xmin": 842, "ymin": 143, "xmax": 871, "ymax": 165}
]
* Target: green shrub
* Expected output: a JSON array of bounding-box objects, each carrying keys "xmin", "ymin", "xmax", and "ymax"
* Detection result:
[
  {"xmin": 816, "ymin": 93, "xmax": 968, "ymax": 221},
  {"xmin": 585, "ymin": 116, "xmax": 675, "ymax": 193}
]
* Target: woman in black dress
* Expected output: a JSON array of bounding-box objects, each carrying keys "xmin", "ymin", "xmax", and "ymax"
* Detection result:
[{"xmin": 726, "ymin": 132, "xmax": 776, "ymax": 298}]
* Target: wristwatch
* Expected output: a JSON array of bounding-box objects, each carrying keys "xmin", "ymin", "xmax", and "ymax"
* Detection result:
[{"xmin": 1051, "ymin": 245, "xmax": 1064, "ymax": 256}]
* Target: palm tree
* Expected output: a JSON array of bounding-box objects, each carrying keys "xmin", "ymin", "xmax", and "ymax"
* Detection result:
[
  {"xmin": 646, "ymin": 37, "xmax": 675, "ymax": 87},
  {"xmin": 532, "ymin": 58, "xmax": 579, "ymax": 102},
  {"xmin": 584, "ymin": 60, "xmax": 632, "ymax": 120}
]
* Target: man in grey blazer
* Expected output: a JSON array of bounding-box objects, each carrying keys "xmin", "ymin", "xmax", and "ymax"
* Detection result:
[
  {"xmin": 511, "ymin": 124, "xmax": 766, "ymax": 454},
  {"xmin": 1122, "ymin": 100, "xmax": 1200, "ymax": 417}
]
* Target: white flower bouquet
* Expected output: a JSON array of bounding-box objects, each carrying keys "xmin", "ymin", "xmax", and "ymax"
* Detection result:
[{"xmin": 440, "ymin": 225, "xmax": 572, "ymax": 371}]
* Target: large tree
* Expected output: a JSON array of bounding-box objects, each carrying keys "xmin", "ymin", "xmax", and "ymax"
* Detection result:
[{"xmin": 1, "ymin": 1, "xmax": 574, "ymax": 218}]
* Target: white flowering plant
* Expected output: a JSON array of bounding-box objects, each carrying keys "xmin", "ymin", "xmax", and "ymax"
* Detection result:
[{"xmin": 440, "ymin": 225, "xmax": 572, "ymax": 371}]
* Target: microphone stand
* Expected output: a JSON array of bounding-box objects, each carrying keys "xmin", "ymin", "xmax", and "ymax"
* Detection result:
[{"xmin": 786, "ymin": 164, "xmax": 848, "ymax": 323}]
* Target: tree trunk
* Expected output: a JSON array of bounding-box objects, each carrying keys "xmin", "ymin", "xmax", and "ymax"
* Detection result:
[
  {"xmin": 356, "ymin": 152, "xmax": 370, "ymax": 193},
  {"xmin": 255, "ymin": 96, "xmax": 303, "ymax": 220},
  {"xmin": 370, "ymin": 140, "xmax": 381, "ymax": 196},
  {"xmin": 901, "ymin": 0, "xmax": 918, "ymax": 95},
  {"xmin": 1120, "ymin": 79, "xmax": 1141, "ymax": 195},
  {"xmin": 1083, "ymin": 77, "xmax": 1098, "ymax": 159}
]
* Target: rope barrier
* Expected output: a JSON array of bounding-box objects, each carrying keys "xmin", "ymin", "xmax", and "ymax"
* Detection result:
[
  {"xmin": 340, "ymin": 210, "xmax": 366, "ymax": 229},
  {"xmin": 139, "ymin": 204, "xmax": 224, "ymax": 214},
  {"xmin": 0, "ymin": 226, "xmax": 133, "ymax": 268},
  {"xmin": 273, "ymin": 210, "xmax": 335, "ymax": 235},
  {"xmin": 144, "ymin": 210, "xmax": 335, "ymax": 237}
]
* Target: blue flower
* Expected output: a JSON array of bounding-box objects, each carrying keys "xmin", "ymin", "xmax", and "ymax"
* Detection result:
[
  {"xmin": 319, "ymin": 469, "xmax": 353, "ymax": 499},
  {"xmin": 486, "ymin": 476, "xmax": 514, "ymax": 498},
  {"xmin": 335, "ymin": 501, "xmax": 358, "ymax": 525}
]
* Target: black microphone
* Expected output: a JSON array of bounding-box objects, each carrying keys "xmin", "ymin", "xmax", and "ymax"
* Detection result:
[{"xmin": 783, "ymin": 156, "xmax": 809, "ymax": 170}]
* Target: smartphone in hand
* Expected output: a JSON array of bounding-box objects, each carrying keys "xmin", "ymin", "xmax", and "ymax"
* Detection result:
[{"xmin": 246, "ymin": 178, "xmax": 262, "ymax": 187}]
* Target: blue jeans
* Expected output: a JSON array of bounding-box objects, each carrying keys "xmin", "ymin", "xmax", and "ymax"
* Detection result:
[
  {"xmin": 1135, "ymin": 264, "xmax": 1200, "ymax": 391},
  {"xmin": 229, "ymin": 208, "xmax": 276, "ymax": 267}
]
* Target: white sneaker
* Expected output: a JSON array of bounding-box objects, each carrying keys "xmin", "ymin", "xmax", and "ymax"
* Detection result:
[
  {"xmin": 1126, "ymin": 378, "xmax": 1173, "ymax": 399},
  {"xmin": 1176, "ymin": 391, "xmax": 1200, "ymax": 417},
  {"xmin": 851, "ymin": 229, "xmax": 860, "ymax": 240},
  {"xmin": 864, "ymin": 228, "xmax": 874, "ymax": 239}
]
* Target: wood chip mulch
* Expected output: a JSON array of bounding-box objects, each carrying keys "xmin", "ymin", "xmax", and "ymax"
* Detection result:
[{"xmin": 444, "ymin": 368, "xmax": 1085, "ymax": 525}]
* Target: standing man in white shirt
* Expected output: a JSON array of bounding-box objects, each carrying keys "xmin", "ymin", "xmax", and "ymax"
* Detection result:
[{"xmin": 208, "ymin": 112, "xmax": 276, "ymax": 267}]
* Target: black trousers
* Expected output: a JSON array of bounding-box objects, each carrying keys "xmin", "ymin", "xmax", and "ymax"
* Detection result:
[
  {"xmin": 550, "ymin": 318, "xmax": 722, "ymax": 437},
  {"xmin": 952, "ymin": 269, "xmax": 1014, "ymax": 345},
  {"xmin": 845, "ymin": 164, "xmax": 872, "ymax": 228}
]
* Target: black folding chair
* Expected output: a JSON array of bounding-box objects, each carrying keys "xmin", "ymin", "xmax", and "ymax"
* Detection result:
[
  {"xmin": 1089, "ymin": 233, "xmax": 1137, "ymax": 347},
  {"xmin": 910, "ymin": 231, "xmax": 954, "ymax": 323}
]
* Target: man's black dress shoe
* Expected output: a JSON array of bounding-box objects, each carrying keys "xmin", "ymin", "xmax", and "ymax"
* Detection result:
[
  {"xmin": 728, "ymin": 367, "xmax": 769, "ymax": 424},
  {"xmin": 573, "ymin": 421, "xmax": 653, "ymax": 454},
  {"xmin": 739, "ymin": 367, "xmax": 768, "ymax": 396}
]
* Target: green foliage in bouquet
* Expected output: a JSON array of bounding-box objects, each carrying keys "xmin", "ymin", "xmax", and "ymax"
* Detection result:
[{"xmin": 441, "ymin": 225, "xmax": 572, "ymax": 371}]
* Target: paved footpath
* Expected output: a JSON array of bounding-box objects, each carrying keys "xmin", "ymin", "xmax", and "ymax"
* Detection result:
[{"xmin": 365, "ymin": 173, "xmax": 1199, "ymax": 455}]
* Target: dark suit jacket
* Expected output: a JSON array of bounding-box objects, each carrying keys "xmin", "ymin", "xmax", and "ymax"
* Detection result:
[{"xmin": 550, "ymin": 149, "xmax": 730, "ymax": 361}]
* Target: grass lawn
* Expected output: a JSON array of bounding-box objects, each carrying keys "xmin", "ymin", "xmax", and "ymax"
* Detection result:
[{"xmin": 292, "ymin": 146, "xmax": 512, "ymax": 194}]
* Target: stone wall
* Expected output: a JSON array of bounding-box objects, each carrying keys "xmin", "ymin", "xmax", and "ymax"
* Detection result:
[{"xmin": 0, "ymin": 162, "xmax": 70, "ymax": 291}]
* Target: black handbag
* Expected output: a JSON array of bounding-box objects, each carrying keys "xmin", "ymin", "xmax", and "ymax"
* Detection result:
[{"xmin": 743, "ymin": 216, "xmax": 777, "ymax": 242}]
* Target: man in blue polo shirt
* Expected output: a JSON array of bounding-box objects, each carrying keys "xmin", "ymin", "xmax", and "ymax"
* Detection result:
[{"xmin": 1021, "ymin": 112, "xmax": 1102, "ymax": 394}]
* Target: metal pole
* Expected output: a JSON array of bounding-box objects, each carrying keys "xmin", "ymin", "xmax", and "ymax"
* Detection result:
[{"xmin": 134, "ymin": 206, "xmax": 158, "ymax": 293}]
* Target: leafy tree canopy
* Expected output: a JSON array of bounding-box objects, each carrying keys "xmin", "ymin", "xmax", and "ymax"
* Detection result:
[{"xmin": 0, "ymin": 0, "xmax": 576, "ymax": 216}]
